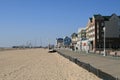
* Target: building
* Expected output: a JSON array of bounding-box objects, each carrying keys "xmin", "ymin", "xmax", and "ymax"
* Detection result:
[
  {"xmin": 63, "ymin": 36, "xmax": 71, "ymax": 48},
  {"xmin": 81, "ymin": 39, "xmax": 89, "ymax": 52},
  {"xmin": 78, "ymin": 28, "xmax": 86, "ymax": 40},
  {"xmin": 86, "ymin": 13, "xmax": 120, "ymax": 51},
  {"xmin": 71, "ymin": 33, "xmax": 78, "ymax": 50},
  {"xmin": 56, "ymin": 38, "xmax": 63, "ymax": 48},
  {"xmin": 77, "ymin": 28, "xmax": 86, "ymax": 50}
]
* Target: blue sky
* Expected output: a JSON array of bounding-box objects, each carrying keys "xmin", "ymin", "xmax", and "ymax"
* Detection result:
[{"xmin": 0, "ymin": 0, "xmax": 120, "ymax": 47}]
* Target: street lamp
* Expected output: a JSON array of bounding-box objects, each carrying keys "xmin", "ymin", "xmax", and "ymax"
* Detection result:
[{"xmin": 103, "ymin": 27, "xmax": 106, "ymax": 56}]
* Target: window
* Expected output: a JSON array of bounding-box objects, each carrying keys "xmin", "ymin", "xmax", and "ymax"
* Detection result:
[
  {"xmin": 97, "ymin": 35, "xmax": 99, "ymax": 39},
  {"xmin": 101, "ymin": 22, "xmax": 105, "ymax": 27},
  {"xmin": 118, "ymin": 22, "xmax": 120, "ymax": 26}
]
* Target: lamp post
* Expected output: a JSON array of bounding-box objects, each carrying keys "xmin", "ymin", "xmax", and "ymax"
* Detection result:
[{"xmin": 103, "ymin": 27, "xmax": 106, "ymax": 56}]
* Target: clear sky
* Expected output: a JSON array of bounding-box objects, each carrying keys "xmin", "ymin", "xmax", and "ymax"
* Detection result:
[{"xmin": 0, "ymin": 0, "xmax": 120, "ymax": 47}]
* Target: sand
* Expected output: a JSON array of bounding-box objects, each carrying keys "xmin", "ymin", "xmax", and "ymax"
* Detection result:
[{"xmin": 0, "ymin": 49, "xmax": 101, "ymax": 80}]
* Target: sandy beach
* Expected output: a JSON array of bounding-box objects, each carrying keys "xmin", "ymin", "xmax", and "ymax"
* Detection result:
[{"xmin": 0, "ymin": 49, "xmax": 101, "ymax": 80}]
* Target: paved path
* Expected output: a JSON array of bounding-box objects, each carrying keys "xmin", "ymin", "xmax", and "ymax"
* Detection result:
[{"xmin": 57, "ymin": 48, "xmax": 120, "ymax": 79}]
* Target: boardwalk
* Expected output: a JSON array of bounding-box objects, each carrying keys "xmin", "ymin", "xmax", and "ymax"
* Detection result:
[
  {"xmin": 0, "ymin": 49, "xmax": 100, "ymax": 80},
  {"xmin": 57, "ymin": 48, "xmax": 120, "ymax": 80}
]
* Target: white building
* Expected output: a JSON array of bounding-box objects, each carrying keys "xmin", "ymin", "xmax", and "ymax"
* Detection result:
[{"xmin": 76, "ymin": 28, "xmax": 87, "ymax": 51}]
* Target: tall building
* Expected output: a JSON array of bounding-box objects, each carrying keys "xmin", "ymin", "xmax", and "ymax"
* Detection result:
[{"xmin": 86, "ymin": 14, "xmax": 120, "ymax": 51}]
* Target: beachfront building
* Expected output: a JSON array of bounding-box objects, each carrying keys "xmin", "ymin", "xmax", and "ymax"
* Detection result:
[
  {"xmin": 63, "ymin": 36, "xmax": 71, "ymax": 48},
  {"xmin": 76, "ymin": 28, "xmax": 86, "ymax": 51},
  {"xmin": 56, "ymin": 38, "xmax": 63, "ymax": 48},
  {"xmin": 86, "ymin": 13, "xmax": 120, "ymax": 52},
  {"xmin": 71, "ymin": 33, "xmax": 78, "ymax": 51},
  {"xmin": 78, "ymin": 28, "xmax": 86, "ymax": 40}
]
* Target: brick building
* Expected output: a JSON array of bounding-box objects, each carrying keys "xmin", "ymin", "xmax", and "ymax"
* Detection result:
[{"xmin": 86, "ymin": 14, "xmax": 120, "ymax": 51}]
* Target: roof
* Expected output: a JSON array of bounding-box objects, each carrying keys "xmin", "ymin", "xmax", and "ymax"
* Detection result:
[
  {"xmin": 103, "ymin": 16, "xmax": 111, "ymax": 21},
  {"xmin": 93, "ymin": 14, "xmax": 102, "ymax": 18},
  {"xmin": 64, "ymin": 36, "xmax": 71, "ymax": 39},
  {"xmin": 93, "ymin": 13, "xmax": 120, "ymax": 21},
  {"xmin": 89, "ymin": 17, "xmax": 92, "ymax": 22},
  {"xmin": 71, "ymin": 33, "xmax": 78, "ymax": 38},
  {"xmin": 57, "ymin": 38, "xmax": 63, "ymax": 40}
]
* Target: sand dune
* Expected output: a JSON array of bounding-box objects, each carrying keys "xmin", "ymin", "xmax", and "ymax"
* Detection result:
[{"xmin": 0, "ymin": 49, "xmax": 101, "ymax": 80}]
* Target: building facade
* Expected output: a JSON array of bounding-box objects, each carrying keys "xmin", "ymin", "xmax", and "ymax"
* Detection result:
[
  {"xmin": 71, "ymin": 33, "xmax": 78, "ymax": 50},
  {"xmin": 56, "ymin": 38, "xmax": 63, "ymax": 48},
  {"xmin": 86, "ymin": 14, "xmax": 120, "ymax": 51},
  {"xmin": 63, "ymin": 36, "xmax": 71, "ymax": 48},
  {"xmin": 77, "ymin": 28, "xmax": 86, "ymax": 50}
]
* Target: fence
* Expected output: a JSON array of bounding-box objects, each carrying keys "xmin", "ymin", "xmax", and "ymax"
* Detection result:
[{"xmin": 57, "ymin": 50, "xmax": 119, "ymax": 80}]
